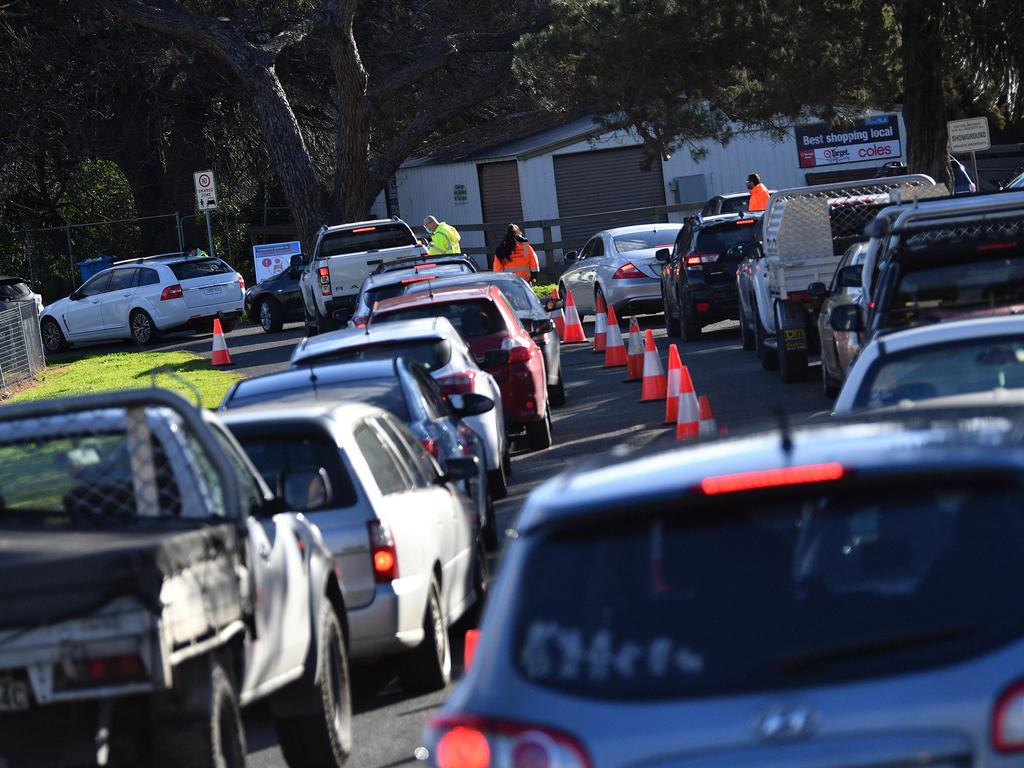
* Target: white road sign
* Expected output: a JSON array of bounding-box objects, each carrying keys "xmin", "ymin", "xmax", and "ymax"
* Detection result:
[
  {"xmin": 948, "ymin": 117, "xmax": 991, "ymax": 153},
  {"xmin": 193, "ymin": 170, "xmax": 218, "ymax": 211}
]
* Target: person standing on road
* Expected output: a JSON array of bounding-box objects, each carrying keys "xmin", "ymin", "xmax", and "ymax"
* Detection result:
[
  {"xmin": 423, "ymin": 216, "xmax": 462, "ymax": 255},
  {"xmin": 747, "ymin": 173, "xmax": 770, "ymax": 211},
  {"xmin": 492, "ymin": 224, "xmax": 540, "ymax": 283}
]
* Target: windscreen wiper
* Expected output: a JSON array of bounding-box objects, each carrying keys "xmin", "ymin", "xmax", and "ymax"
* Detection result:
[{"xmin": 780, "ymin": 625, "xmax": 978, "ymax": 673}]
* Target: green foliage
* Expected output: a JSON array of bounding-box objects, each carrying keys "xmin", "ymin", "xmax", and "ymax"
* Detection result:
[{"xmin": 532, "ymin": 283, "xmax": 556, "ymax": 299}]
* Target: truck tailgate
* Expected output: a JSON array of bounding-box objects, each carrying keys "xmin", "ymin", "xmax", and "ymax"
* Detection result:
[{"xmin": 329, "ymin": 245, "xmax": 424, "ymax": 297}]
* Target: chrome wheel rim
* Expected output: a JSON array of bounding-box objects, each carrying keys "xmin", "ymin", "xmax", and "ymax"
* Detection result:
[
  {"xmin": 42, "ymin": 321, "xmax": 61, "ymax": 351},
  {"xmin": 259, "ymin": 301, "xmax": 272, "ymax": 330},
  {"xmin": 131, "ymin": 313, "xmax": 151, "ymax": 342}
]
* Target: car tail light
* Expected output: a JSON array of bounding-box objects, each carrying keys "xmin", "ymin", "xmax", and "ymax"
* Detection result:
[
  {"xmin": 352, "ymin": 226, "xmax": 377, "ymax": 233},
  {"xmin": 978, "ymin": 241, "xmax": 1018, "ymax": 253},
  {"xmin": 160, "ymin": 284, "xmax": 183, "ymax": 301},
  {"xmin": 612, "ymin": 262, "xmax": 644, "ymax": 279},
  {"xmin": 318, "ymin": 266, "xmax": 332, "ymax": 296},
  {"xmin": 56, "ymin": 654, "xmax": 145, "ymax": 690},
  {"xmin": 421, "ymin": 437, "xmax": 440, "ymax": 459},
  {"xmin": 352, "ymin": 315, "xmax": 367, "ymax": 328},
  {"xmin": 237, "ymin": 274, "xmax": 245, "ymax": 292},
  {"xmin": 430, "ymin": 716, "xmax": 591, "ymax": 768},
  {"xmin": 995, "ymin": 680, "xmax": 1024, "ymax": 751},
  {"xmin": 701, "ymin": 463, "xmax": 844, "ymax": 495},
  {"xmin": 736, "ymin": 218, "xmax": 756, "ymax": 225},
  {"xmin": 501, "ymin": 338, "xmax": 532, "ymax": 364},
  {"xmin": 367, "ymin": 521, "xmax": 398, "ymax": 582},
  {"xmin": 464, "ymin": 629, "xmax": 480, "ymax": 672},
  {"xmin": 696, "ymin": 302, "xmax": 710, "ymax": 313},
  {"xmin": 402, "ymin": 275, "xmax": 437, "ymax": 284},
  {"xmin": 437, "ymin": 371, "xmax": 477, "ymax": 394},
  {"xmin": 686, "ymin": 252, "xmax": 718, "ymax": 267}
]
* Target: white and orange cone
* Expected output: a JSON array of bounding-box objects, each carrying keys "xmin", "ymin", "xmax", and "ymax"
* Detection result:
[
  {"xmin": 604, "ymin": 306, "xmax": 628, "ymax": 367},
  {"xmin": 624, "ymin": 317, "xmax": 643, "ymax": 381},
  {"xmin": 675, "ymin": 366, "xmax": 700, "ymax": 441},
  {"xmin": 593, "ymin": 293, "xmax": 608, "ymax": 353},
  {"xmin": 698, "ymin": 395, "xmax": 717, "ymax": 438},
  {"xmin": 550, "ymin": 286, "xmax": 566, "ymax": 339},
  {"xmin": 211, "ymin": 317, "xmax": 233, "ymax": 366},
  {"xmin": 561, "ymin": 289, "xmax": 587, "ymax": 344},
  {"xmin": 640, "ymin": 329, "xmax": 667, "ymax": 401},
  {"xmin": 664, "ymin": 344, "xmax": 683, "ymax": 424}
]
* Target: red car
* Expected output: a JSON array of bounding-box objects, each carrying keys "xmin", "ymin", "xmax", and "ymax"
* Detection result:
[{"xmin": 371, "ymin": 285, "xmax": 552, "ymax": 450}]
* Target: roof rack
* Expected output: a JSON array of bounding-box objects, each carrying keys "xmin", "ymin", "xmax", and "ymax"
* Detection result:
[{"xmin": 113, "ymin": 251, "xmax": 187, "ymax": 265}]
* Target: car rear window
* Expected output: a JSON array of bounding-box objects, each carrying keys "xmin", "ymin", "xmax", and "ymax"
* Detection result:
[
  {"xmin": 513, "ymin": 478, "xmax": 1024, "ymax": 700},
  {"xmin": 300, "ymin": 339, "xmax": 452, "ymax": 371},
  {"xmin": 375, "ymin": 299, "xmax": 504, "ymax": 339},
  {"xmin": 718, "ymin": 196, "xmax": 750, "ymax": 215},
  {"xmin": 0, "ymin": 281, "xmax": 31, "ymax": 300},
  {"xmin": 694, "ymin": 223, "xmax": 757, "ymax": 254},
  {"xmin": 227, "ymin": 430, "xmax": 357, "ymax": 510},
  {"xmin": 613, "ymin": 231, "xmax": 678, "ymax": 253},
  {"xmin": 170, "ymin": 258, "xmax": 232, "ymax": 281},
  {"xmin": 853, "ymin": 335, "xmax": 1024, "ymax": 409},
  {"xmin": 320, "ymin": 224, "xmax": 416, "ymax": 257},
  {"xmin": 225, "ymin": 378, "xmax": 410, "ymax": 420},
  {"xmin": 363, "ymin": 283, "xmax": 407, "ymax": 309}
]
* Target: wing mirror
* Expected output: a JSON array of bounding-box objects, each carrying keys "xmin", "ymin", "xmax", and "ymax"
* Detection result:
[
  {"xmin": 288, "ymin": 253, "xmax": 306, "ymax": 276},
  {"xmin": 836, "ymin": 265, "xmax": 863, "ymax": 288},
  {"xmin": 530, "ymin": 319, "xmax": 553, "ymax": 337},
  {"xmin": 562, "ymin": 250, "xmax": 579, "ymax": 265},
  {"xmin": 449, "ymin": 392, "xmax": 495, "ymax": 417},
  {"xmin": 440, "ymin": 456, "xmax": 480, "ymax": 483},
  {"xmin": 830, "ymin": 304, "xmax": 864, "ymax": 332},
  {"xmin": 655, "ymin": 248, "xmax": 671, "ymax": 263},
  {"xmin": 479, "ymin": 349, "xmax": 510, "ymax": 368},
  {"xmin": 545, "ymin": 298, "xmax": 565, "ymax": 312}
]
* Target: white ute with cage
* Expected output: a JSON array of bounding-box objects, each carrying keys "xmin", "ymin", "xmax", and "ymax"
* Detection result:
[
  {"xmin": 0, "ymin": 390, "xmax": 352, "ymax": 768},
  {"xmin": 738, "ymin": 175, "xmax": 945, "ymax": 382}
]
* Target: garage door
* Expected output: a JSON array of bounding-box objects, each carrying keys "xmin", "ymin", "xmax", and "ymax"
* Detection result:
[
  {"xmin": 554, "ymin": 146, "xmax": 667, "ymax": 253},
  {"xmin": 478, "ymin": 161, "xmax": 525, "ymax": 260}
]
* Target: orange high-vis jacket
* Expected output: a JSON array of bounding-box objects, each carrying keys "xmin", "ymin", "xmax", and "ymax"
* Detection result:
[
  {"xmin": 493, "ymin": 240, "xmax": 540, "ymax": 281},
  {"xmin": 748, "ymin": 183, "xmax": 770, "ymax": 211}
]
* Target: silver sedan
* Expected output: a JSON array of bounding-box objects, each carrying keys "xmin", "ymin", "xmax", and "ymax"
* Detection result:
[{"xmin": 558, "ymin": 223, "xmax": 682, "ymax": 317}]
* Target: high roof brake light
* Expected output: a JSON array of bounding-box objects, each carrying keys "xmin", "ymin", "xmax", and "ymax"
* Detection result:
[{"xmin": 701, "ymin": 463, "xmax": 844, "ymax": 495}]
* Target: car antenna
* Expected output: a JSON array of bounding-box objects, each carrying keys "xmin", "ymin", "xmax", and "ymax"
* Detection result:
[
  {"xmin": 775, "ymin": 407, "xmax": 794, "ymax": 455},
  {"xmin": 308, "ymin": 362, "xmax": 320, "ymax": 399}
]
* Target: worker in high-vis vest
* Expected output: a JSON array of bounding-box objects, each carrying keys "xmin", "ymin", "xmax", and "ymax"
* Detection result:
[
  {"xmin": 492, "ymin": 224, "xmax": 541, "ymax": 282},
  {"xmin": 423, "ymin": 216, "xmax": 462, "ymax": 255},
  {"xmin": 746, "ymin": 173, "xmax": 770, "ymax": 211}
]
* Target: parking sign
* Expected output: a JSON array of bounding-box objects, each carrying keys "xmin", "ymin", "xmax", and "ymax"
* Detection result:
[{"xmin": 193, "ymin": 170, "xmax": 218, "ymax": 211}]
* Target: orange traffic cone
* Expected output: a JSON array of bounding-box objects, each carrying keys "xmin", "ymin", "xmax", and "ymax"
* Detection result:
[
  {"xmin": 211, "ymin": 317, "xmax": 233, "ymax": 366},
  {"xmin": 593, "ymin": 293, "xmax": 608, "ymax": 353},
  {"xmin": 640, "ymin": 329, "xmax": 667, "ymax": 401},
  {"xmin": 604, "ymin": 306, "xmax": 628, "ymax": 367},
  {"xmin": 561, "ymin": 289, "xmax": 587, "ymax": 344},
  {"xmin": 624, "ymin": 316, "xmax": 643, "ymax": 381},
  {"xmin": 698, "ymin": 395, "xmax": 717, "ymax": 438},
  {"xmin": 676, "ymin": 366, "xmax": 700, "ymax": 441},
  {"xmin": 664, "ymin": 344, "xmax": 683, "ymax": 424},
  {"xmin": 551, "ymin": 287, "xmax": 566, "ymax": 339}
]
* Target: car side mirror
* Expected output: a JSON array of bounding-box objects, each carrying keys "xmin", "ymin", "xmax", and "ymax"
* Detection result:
[
  {"xmin": 441, "ymin": 456, "xmax": 479, "ymax": 483},
  {"xmin": 562, "ymin": 251, "xmax": 579, "ymax": 264},
  {"xmin": 449, "ymin": 392, "xmax": 495, "ymax": 417},
  {"xmin": 278, "ymin": 467, "xmax": 332, "ymax": 512},
  {"xmin": 545, "ymin": 298, "xmax": 564, "ymax": 312},
  {"xmin": 288, "ymin": 253, "xmax": 305, "ymax": 276},
  {"xmin": 480, "ymin": 349, "xmax": 510, "ymax": 368},
  {"xmin": 655, "ymin": 248, "xmax": 671, "ymax": 263},
  {"xmin": 830, "ymin": 304, "xmax": 864, "ymax": 332},
  {"xmin": 808, "ymin": 281, "xmax": 828, "ymax": 299},
  {"xmin": 836, "ymin": 265, "xmax": 863, "ymax": 288},
  {"xmin": 530, "ymin": 319, "xmax": 553, "ymax": 337}
]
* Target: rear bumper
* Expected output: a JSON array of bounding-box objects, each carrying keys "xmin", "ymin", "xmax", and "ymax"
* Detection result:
[
  {"xmin": 161, "ymin": 310, "xmax": 242, "ymax": 333},
  {"xmin": 604, "ymin": 279, "xmax": 662, "ymax": 315},
  {"xmin": 346, "ymin": 573, "xmax": 430, "ymax": 662},
  {"xmin": 685, "ymin": 283, "xmax": 740, "ymax": 323}
]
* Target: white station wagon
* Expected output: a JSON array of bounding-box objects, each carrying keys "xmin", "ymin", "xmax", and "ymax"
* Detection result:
[{"xmin": 40, "ymin": 253, "xmax": 245, "ymax": 352}]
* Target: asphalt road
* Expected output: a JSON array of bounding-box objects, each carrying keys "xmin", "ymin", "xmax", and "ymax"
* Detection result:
[{"xmin": 193, "ymin": 314, "xmax": 824, "ymax": 767}]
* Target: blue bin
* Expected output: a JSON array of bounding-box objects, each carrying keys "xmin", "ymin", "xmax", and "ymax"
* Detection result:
[{"xmin": 77, "ymin": 255, "xmax": 114, "ymax": 283}]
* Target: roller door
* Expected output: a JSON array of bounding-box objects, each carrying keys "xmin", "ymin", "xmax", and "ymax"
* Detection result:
[
  {"xmin": 478, "ymin": 161, "xmax": 525, "ymax": 259},
  {"xmin": 554, "ymin": 146, "xmax": 666, "ymax": 252}
]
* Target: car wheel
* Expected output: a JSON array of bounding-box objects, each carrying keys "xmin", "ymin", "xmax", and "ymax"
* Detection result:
[
  {"xmin": 548, "ymin": 372, "xmax": 566, "ymax": 407},
  {"xmin": 595, "ymin": 286, "xmax": 608, "ymax": 321},
  {"xmin": 525, "ymin": 408, "xmax": 553, "ymax": 451},
  {"xmin": 482, "ymin": 494, "xmax": 499, "ymax": 551},
  {"xmin": 822, "ymin": 358, "xmax": 840, "ymax": 399},
  {"xmin": 274, "ymin": 603, "xmax": 352, "ymax": 767},
  {"xmin": 40, "ymin": 317, "xmax": 67, "ymax": 354},
  {"xmin": 680, "ymin": 304, "xmax": 702, "ymax": 343},
  {"xmin": 130, "ymin": 309, "xmax": 158, "ymax": 346},
  {"xmin": 754, "ymin": 301, "xmax": 779, "ymax": 371},
  {"xmin": 739, "ymin": 300, "xmax": 755, "ymax": 351},
  {"xmin": 662, "ymin": 289, "xmax": 681, "ymax": 337},
  {"xmin": 258, "ymin": 298, "xmax": 284, "ymax": 333},
  {"xmin": 316, "ymin": 311, "xmax": 338, "ymax": 335},
  {"xmin": 487, "ymin": 462, "xmax": 508, "ymax": 501},
  {"xmin": 398, "ymin": 577, "xmax": 451, "ymax": 693}
]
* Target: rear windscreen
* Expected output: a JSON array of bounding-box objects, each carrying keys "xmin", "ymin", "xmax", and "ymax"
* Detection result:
[
  {"xmin": 226, "ymin": 379, "xmax": 410, "ymax": 420},
  {"xmin": 363, "ymin": 283, "xmax": 407, "ymax": 309},
  {"xmin": 320, "ymin": 224, "xmax": 416, "ymax": 257},
  {"xmin": 170, "ymin": 258, "xmax": 232, "ymax": 281},
  {"xmin": 695, "ymin": 224, "xmax": 756, "ymax": 254},
  {"xmin": 514, "ymin": 479, "xmax": 1024, "ymax": 700},
  {"xmin": 613, "ymin": 231, "xmax": 678, "ymax": 253},
  {"xmin": 375, "ymin": 300, "xmax": 503, "ymax": 339},
  {"xmin": 719, "ymin": 196, "xmax": 750, "ymax": 215},
  {"xmin": 0, "ymin": 281, "xmax": 30, "ymax": 300},
  {"xmin": 301, "ymin": 339, "xmax": 452, "ymax": 371}
]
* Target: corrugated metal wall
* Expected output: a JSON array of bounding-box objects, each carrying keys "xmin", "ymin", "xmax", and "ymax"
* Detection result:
[
  {"xmin": 478, "ymin": 161, "xmax": 525, "ymax": 258},
  {"xmin": 554, "ymin": 146, "xmax": 666, "ymax": 252}
]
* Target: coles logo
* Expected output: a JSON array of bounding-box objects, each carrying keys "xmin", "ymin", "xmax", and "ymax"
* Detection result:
[{"xmin": 858, "ymin": 144, "xmax": 893, "ymax": 158}]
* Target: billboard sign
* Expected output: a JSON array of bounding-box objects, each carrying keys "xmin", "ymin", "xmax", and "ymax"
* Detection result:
[
  {"xmin": 253, "ymin": 241, "xmax": 302, "ymax": 284},
  {"xmin": 796, "ymin": 114, "xmax": 902, "ymax": 169}
]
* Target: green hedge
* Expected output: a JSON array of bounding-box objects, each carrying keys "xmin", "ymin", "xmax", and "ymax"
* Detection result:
[{"xmin": 532, "ymin": 283, "xmax": 557, "ymax": 300}]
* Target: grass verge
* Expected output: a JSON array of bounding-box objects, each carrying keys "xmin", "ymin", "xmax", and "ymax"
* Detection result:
[{"xmin": 9, "ymin": 350, "xmax": 240, "ymax": 409}]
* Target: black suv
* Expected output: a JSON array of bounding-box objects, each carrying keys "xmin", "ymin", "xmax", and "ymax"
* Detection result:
[{"xmin": 658, "ymin": 213, "xmax": 762, "ymax": 341}]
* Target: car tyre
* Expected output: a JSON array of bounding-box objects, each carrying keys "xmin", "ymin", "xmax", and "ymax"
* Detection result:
[
  {"xmin": 130, "ymin": 309, "xmax": 159, "ymax": 346},
  {"xmin": 822, "ymin": 359, "xmax": 840, "ymax": 399},
  {"xmin": 548, "ymin": 372, "xmax": 566, "ymax": 407},
  {"xmin": 525, "ymin": 408, "xmax": 553, "ymax": 451},
  {"xmin": 398, "ymin": 577, "xmax": 451, "ymax": 694},
  {"xmin": 662, "ymin": 291, "xmax": 681, "ymax": 337},
  {"xmin": 274, "ymin": 603, "xmax": 352, "ymax": 768},
  {"xmin": 754, "ymin": 300, "xmax": 779, "ymax": 371},
  {"xmin": 738, "ymin": 302, "xmax": 755, "ymax": 351},
  {"xmin": 487, "ymin": 459, "xmax": 508, "ymax": 500},
  {"xmin": 40, "ymin": 317, "xmax": 67, "ymax": 354},
  {"xmin": 680, "ymin": 306, "xmax": 702, "ymax": 343},
  {"xmin": 482, "ymin": 494, "xmax": 499, "ymax": 551},
  {"xmin": 258, "ymin": 298, "xmax": 284, "ymax": 333}
]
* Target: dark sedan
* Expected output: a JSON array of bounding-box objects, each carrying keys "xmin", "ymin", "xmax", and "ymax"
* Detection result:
[{"xmin": 245, "ymin": 254, "xmax": 306, "ymax": 332}]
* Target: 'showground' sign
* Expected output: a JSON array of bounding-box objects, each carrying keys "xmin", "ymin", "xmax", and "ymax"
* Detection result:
[
  {"xmin": 795, "ymin": 114, "xmax": 902, "ymax": 169},
  {"xmin": 948, "ymin": 117, "xmax": 991, "ymax": 153}
]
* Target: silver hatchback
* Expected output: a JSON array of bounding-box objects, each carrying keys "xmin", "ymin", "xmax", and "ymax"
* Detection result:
[{"xmin": 423, "ymin": 410, "xmax": 1024, "ymax": 766}]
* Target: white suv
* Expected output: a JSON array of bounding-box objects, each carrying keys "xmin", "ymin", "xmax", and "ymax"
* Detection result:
[{"xmin": 40, "ymin": 254, "xmax": 244, "ymax": 352}]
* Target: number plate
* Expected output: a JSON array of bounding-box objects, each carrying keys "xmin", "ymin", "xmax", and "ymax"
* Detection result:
[
  {"xmin": 202, "ymin": 285, "xmax": 224, "ymax": 296},
  {"xmin": 0, "ymin": 675, "xmax": 30, "ymax": 712}
]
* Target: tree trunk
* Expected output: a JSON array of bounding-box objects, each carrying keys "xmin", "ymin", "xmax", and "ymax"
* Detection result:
[
  {"xmin": 901, "ymin": 0, "xmax": 950, "ymax": 188},
  {"xmin": 328, "ymin": 12, "xmax": 371, "ymax": 221}
]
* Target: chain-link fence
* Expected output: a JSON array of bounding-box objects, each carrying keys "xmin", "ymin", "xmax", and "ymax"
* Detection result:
[{"xmin": 0, "ymin": 303, "xmax": 44, "ymax": 395}]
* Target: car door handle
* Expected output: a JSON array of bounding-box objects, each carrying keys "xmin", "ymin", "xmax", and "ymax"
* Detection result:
[
  {"xmin": 91, "ymin": 299, "xmax": 102, "ymax": 304},
  {"xmin": 121, "ymin": 292, "xmax": 132, "ymax": 297}
]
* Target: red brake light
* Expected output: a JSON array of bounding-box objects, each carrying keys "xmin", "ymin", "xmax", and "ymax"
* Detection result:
[
  {"xmin": 318, "ymin": 266, "xmax": 332, "ymax": 296},
  {"xmin": 401, "ymin": 275, "xmax": 436, "ymax": 284},
  {"xmin": 421, "ymin": 437, "xmax": 440, "ymax": 459},
  {"xmin": 686, "ymin": 252, "xmax": 718, "ymax": 267},
  {"xmin": 431, "ymin": 717, "xmax": 590, "ymax": 768},
  {"xmin": 437, "ymin": 726, "xmax": 491, "ymax": 768},
  {"xmin": 993, "ymin": 679, "xmax": 1024, "ymax": 752},
  {"xmin": 237, "ymin": 274, "xmax": 245, "ymax": 291},
  {"xmin": 436, "ymin": 371, "xmax": 477, "ymax": 394},
  {"xmin": 160, "ymin": 284, "xmax": 183, "ymax": 301},
  {"xmin": 415, "ymin": 263, "xmax": 439, "ymax": 270},
  {"xmin": 464, "ymin": 629, "xmax": 480, "ymax": 672},
  {"xmin": 701, "ymin": 463, "xmax": 844, "ymax": 495},
  {"xmin": 502, "ymin": 338, "xmax": 533, "ymax": 364},
  {"xmin": 351, "ymin": 226, "xmax": 377, "ymax": 233},
  {"xmin": 352, "ymin": 315, "xmax": 367, "ymax": 328},
  {"xmin": 736, "ymin": 218, "xmax": 756, "ymax": 225},
  {"xmin": 367, "ymin": 521, "xmax": 398, "ymax": 582},
  {"xmin": 612, "ymin": 262, "xmax": 644, "ymax": 279},
  {"xmin": 978, "ymin": 241, "xmax": 1018, "ymax": 253}
]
